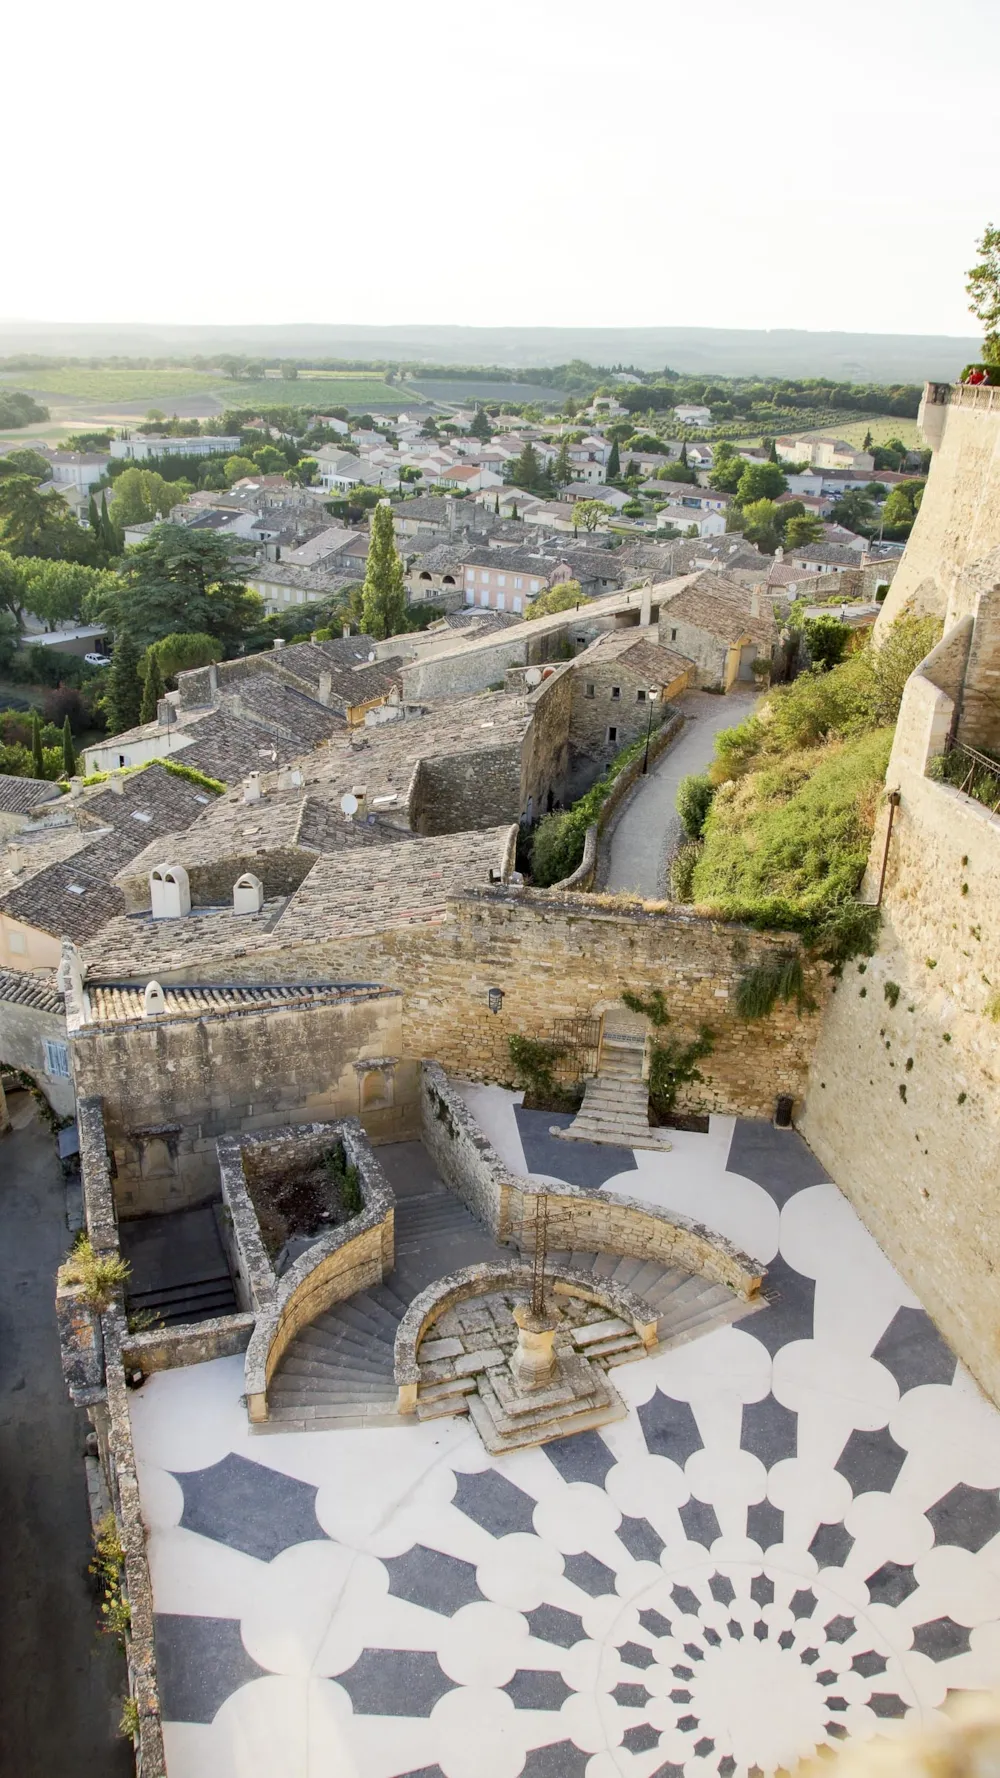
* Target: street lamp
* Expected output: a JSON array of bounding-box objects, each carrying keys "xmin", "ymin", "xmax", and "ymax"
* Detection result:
[{"xmin": 641, "ymin": 688, "xmax": 660, "ymax": 776}]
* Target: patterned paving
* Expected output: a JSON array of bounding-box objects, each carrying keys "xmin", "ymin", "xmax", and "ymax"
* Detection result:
[{"xmin": 130, "ymin": 1112, "xmax": 1000, "ymax": 1778}]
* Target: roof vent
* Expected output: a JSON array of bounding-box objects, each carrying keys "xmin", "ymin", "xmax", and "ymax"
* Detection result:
[
  {"xmin": 143, "ymin": 981, "xmax": 166, "ymax": 1018},
  {"xmin": 150, "ymin": 864, "xmax": 190, "ymax": 920},
  {"xmin": 233, "ymin": 872, "xmax": 264, "ymax": 915}
]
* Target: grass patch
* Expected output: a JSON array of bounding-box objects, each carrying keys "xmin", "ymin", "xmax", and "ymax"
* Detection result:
[
  {"xmin": 218, "ymin": 377, "xmax": 402, "ymax": 408},
  {"xmin": 2, "ymin": 367, "xmax": 220, "ymax": 402}
]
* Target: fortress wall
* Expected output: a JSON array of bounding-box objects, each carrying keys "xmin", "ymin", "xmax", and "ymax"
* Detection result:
[
  {"xmin": 877, "ymin": 384, "xmax": 1000, "ymax": 630},
  {"xmin": 801, "ymin": 744, "xmax": 1000, "ymax": 1403}
]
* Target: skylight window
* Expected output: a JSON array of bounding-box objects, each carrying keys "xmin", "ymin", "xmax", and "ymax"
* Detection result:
[
  {"xmin": 66, "ymin": 884, "xmax": 86, "ymax": 895},
  {"xmin": 131, "ymin": 810, "xmax": 153, "ymax": 823}
]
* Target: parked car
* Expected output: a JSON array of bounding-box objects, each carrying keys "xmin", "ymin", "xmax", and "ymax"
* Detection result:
[{"xmin": 84, "ymin": 652, "xmax": 112, "ymax": 667}]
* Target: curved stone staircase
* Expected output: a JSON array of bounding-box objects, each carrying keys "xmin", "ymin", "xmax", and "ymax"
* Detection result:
[{"xmin": 263, "ymin": 1146, "xmax": 758, "ymax": 1432}]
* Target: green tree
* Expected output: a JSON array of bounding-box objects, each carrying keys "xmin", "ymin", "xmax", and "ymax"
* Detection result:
[
  {"xmin": 280, "ymin": 363, "xmax": 299, "ymax": 380},
  {"xmin": 767, "ymin": 438, "xmax": 779, "ymax": 464},
  {"xmin": 0, "ymin": 449, "xmax": 52, "ymax": 482},
  {"xmin": 709, "ymin": 453, "xmax": 749, "ymax": 494},
  {"xmin": 880, "ymin": 483, "xmax": 923, "ymax": 533},
  {"xmin": 99, "ymin": 491, "xmax": 121, "ymax": 556},
  {"xmin": 0, "ymin": 478, "xmax": 96, "ymax": 561},
  {"xmin": 606, "ymin": 440, "xmax": 621, "ymax": 480},
  {"xmin": 106, "ymin": 629, "xmax": 143, "ymax": 734},
  {"xmin": 360, "ymin": 501, "xmax": 406, "ymax": 639},
  {"xmin": 31, "ymin": 710, "xmax": 45, "ymax": 779},
  {"xmin": 96, "ymin": 525, "xmax": 262, "ymax": 649},
  {"xmin": 251, "ymin": 445, "xmax": 288, "ymax": 475},
  {"xmin": 966, "ymin": 223, "xmax": 1000, "ymax": 363},
  {"xmin": 0, "ymin": 550, "xmax": 31, "ymax": 623},
  {"xmin": 863, "ymin": 429, "xmax": 874, "ymax": 451},
  {"xmin": 736, "ymin": 461, "xmax": 787, "ymax": 504},
  {"xmin": 784, "ymin": 514, "xmax": 825, "ymax": 548},
  {"xmin": 803, "ymin": 615, "xmax": 851, "ymax": 670},
  {"xmin": 572, "ymin": 500, "xmax": 614, "ymax": 533},
  {"xmin": 223, "ymin": 455, "xmax": 259, "ymax": 484},
  {"xmin": 679, "ymin": 442, "xmax": 688, "ymax": 467},
  {"xmin": 288, "ymin": 458, "xmax": 318, "ymax": 487},
  {"xmin": 553, "ymin": 440, "xmax": 572, "ymax": 485},
  {"xmin": 61, "ymin": 716, "xmax": 76, "ymax": 777},
  {"xmin": 139, "ymin": 648, "xmax": 165, "ymax": 722},
  {"xmin": 508, "ymin": 440, "xmax": 546, "ymax": 491},
  {"xmin": 23, "ymin": 560, "xmax": 118, "ymax": 631},
  {"xmin": 829, "ymin": 488, "xmax": 877, "ymax": 534},
  {"xmin": 144, "ymin": 631, "xmax": 221, "ymax": 682},
  {"xmin": 677, "ymin": 773, "xmax": 715, "ymax": 839},
  {"xmin": 108, "ymin": 467, "xmax": 180, "ymax": 527},
  {"xmin": 658, "ymin": 459, "xmax": 696, "ymax": 484},
  {"xmin": 523, "ymin": 580, "xmax": 590, "ymax": 620},
  {"xmin": 740, "ymin": 498, "xmax": 782, "ymax": 550},
  {"xmin": 469, "ymin": 407, "xmax": 492, "ymax": 442}
]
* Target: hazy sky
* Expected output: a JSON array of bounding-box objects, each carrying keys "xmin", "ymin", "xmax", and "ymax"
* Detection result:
[{"xmin": 7, "ymin": 0, "xmax": 998, "ymax": 336}]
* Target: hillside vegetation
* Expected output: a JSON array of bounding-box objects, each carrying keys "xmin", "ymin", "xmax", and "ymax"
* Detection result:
[{"xmin": 680, "ymin": 615, "xmax": 940, "ymax": 958}]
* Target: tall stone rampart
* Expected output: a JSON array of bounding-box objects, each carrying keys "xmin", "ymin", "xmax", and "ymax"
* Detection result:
[
  {"xmin": 877, "ymin": 382, "xmax": 1000, "ymax": 630},
  {"xmin": 801, "ymin": 645, "xmax": 1000, "ymax": 1404}
]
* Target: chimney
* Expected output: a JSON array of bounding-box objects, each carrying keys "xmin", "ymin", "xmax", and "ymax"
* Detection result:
[
  {"xmin": 342, "ymin": 622, "xmax": 351, "ymax": 639},
  {"xmin": 68, "ymin": 776, "xmax": 83, "ymax": 799},
  {"xmin": 157, "ymin": 697, "xmax": 175, "ymax": 727},
  {"xmin": 273, "ymin": 636, "xmax": 284, "ymax": 650},
  {"xmin": 243, "ymin": 771, "xmax": 262, "ymax": 804},
  {"xmin": 208, "ymin": 662, "xmax": 219, "ymax": 699},
  {"xmin": 318, "ymin": 671, "xmax": 332, "ymax": 706},
  {"xmin": 639, "ymin": 579, "xmax": 653, "ymax": 628},
  {"xmin": 448, "ymin": 497, "xmax": 455, "ymax": 537},
  {"xmin": 750, "ymin": 586, "xmax": 761, "ymax": 618},
  {"xmin": 774, "ymin": 545, "xmax": 784, "ymax": 564},
  {"xmin": 110, "ymin": 770, "xmax": 125, "ymax": 795}
]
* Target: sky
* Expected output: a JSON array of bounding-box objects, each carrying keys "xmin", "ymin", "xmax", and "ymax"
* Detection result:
[{"xmin": 5, "ymin": 0, "xmax": 999, "ymax": 337}]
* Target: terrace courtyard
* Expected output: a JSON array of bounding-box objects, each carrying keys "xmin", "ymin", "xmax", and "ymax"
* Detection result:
[{"xmin": 129, "ymin": 1092, "xmax": 1000, "ymax": 1778}]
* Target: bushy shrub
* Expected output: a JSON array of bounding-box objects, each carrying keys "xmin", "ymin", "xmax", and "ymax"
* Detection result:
[
  {"xmin": 671, "ymin": 841, "xmax": 701, "ymax": 901},
  {"xmin": 676, "ymin": 772, "xmax": 715, "ymax": 839},
  {"xmin": 530, "ymin": 729, "xmax": 662, "ymax": 886}
]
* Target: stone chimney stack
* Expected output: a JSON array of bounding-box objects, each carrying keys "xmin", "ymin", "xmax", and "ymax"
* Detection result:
[
  {"xmin": 243, "ymin": 772, "xmax": 262, "ymax": 804},
  {"xmin": 273, "ymin": 637, "xmax": 285, "ymax": 650},
  {"xmin": 318, "ymin": 672, "xmax": 332, "ymax": 706},
  {"xmin": 639, "ymin": 579, "xmax": 653, "ymax": 628},
  {"xmin": 110, "ymin": 771, "xmax": 125, "ymax": 795},
  {"xmin": 750, "ymin": 585, "xmax": 761, "ymax": 618}
]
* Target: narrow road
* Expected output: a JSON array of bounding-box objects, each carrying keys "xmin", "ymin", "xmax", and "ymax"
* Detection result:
[
  {"xmin": 0, "ymin": 1094, "xmax": 131, "ymax": 1778},
  {"xmin": 603, "ymin": 689, "xmax": 757, "ymax": 898}
]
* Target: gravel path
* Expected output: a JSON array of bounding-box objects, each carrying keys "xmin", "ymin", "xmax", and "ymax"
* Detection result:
[{"xmin": 602, "ymin": 688, "xmax": 757, "ymax": 898}]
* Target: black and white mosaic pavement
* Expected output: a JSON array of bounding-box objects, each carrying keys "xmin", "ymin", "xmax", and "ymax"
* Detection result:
[{"xmin": 130, "ymin": 1112, "xmax": 1000, "ymax": 1778}]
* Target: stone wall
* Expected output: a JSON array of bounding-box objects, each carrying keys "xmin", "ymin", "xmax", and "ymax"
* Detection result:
[
  {"xmin": 70, "ymin": 990, "xmax": 415, "ymax": 1213},
  {"xmin": 878, "ymin": 384, "xmax": 1000, "ymax": 630},
  {"xmin": 956, "ymin": 579, "xmax": 1000, "ymax": 752},
  {"xmin": 251, "ymin": 893, "xmax": 824, "ymax": 1119},
  {"xmin": 569, "ymin": 664, "xmax": 673, "ymax": 761},
  {"xmin": 242, "ymin": 1121, "xmax": 394, "ymax": 1420},
  {"xmin": 657, "ymin": 613, "xmax": 732, "ymax": 690},
  {"xmin": 520, "ymin": 665, "xmax": 574, "ymax": 815},
  {"xmin": 122, "ymin": 845, "xmax": 316, "ymax": 913},
  {"xmin": 408, "ymin": 744, "xmax": 523, "ymax": 835},
  {"xmin": 802, "ymin": 736, "xmax": 1000, "ymax": 1405},
  {"xmin": 419, "ymin": 1065, "xmax": 763, "ymax": 1298},
  {"xmin": 0, "ymin": 988, "xmax": 75, "ymax": 1117}
]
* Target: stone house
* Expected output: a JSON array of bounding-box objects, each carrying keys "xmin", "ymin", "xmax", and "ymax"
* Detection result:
[
  {"xmin": 0, "ymin": 774, "xmax": 63, "ymax": 838},
  {"xmin": 657, "ymin": 572, "xmax": 776, "ymax": 691},
  {"xmin": 569, "ymin": 632, "xmax": 693, "ymax": 760},
  {"xmin": 405, "ymin": 543, "xmax": 473, "ymax": 609}
]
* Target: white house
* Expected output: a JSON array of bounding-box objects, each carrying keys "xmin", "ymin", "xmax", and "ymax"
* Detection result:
[
  {"xmin": 657, "ymin": 505, "xmax": 726, "ymax": 537},
  {"xmin": 110, "ymin": 435, "xmax": 242, "ymax": 461},
  {"xmin": 439, "ymin": 464, "xmax": 502, "ymax": 493},
  {"xmin": 674, "ymin": 404, "xmax": 712, "ymax": 426},
  {"xmin": 47, "ymin": 450, "xmax": 110, "ymax": 490}
]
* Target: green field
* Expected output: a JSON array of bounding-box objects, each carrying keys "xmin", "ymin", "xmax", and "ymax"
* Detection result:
[
  {"xmin": 796, "ymin": 416, "xmax": 921, "ymax": 450},
  {"xmin": 0, "ymin": 367, "xmax": 220, "ymax": 402},
  {"xmin": 226, "ymin": 377, "xmax": 404, "ymax": 409}
]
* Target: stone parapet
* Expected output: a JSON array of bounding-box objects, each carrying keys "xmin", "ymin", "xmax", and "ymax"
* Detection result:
[
  {"xmin": 419, "ymin": 1064, "xmax": 763, "ymax": 1299},
  {"xmin": 122, "ymin": 1312, "xmax": 256, "ymax": 1375},
  {"xmin": 77, "ymin": 1095, "xmax": 119, "ymax": 1255},
  {"xmin": 242, "ymin": 1120, "xmax": 394, "ymax": 1421}
]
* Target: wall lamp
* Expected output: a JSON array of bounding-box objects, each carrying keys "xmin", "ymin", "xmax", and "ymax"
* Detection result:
[{"xmin": 487, "ymin": 986, "xmax": 505, "ymax": 1015}]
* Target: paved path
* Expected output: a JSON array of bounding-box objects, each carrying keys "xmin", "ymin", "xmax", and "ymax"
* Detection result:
[
  {"xmin": 603, "ymin": 688, "xmax": 757, "ymax": 897},
  {"xmin": 0, "ymin": 1096, "xmax": 131, "ymax": 1778}
]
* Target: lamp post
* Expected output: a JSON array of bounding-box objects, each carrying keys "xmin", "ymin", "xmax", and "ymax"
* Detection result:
[{"xmin": 641, "ymin": 688, "xmax": 659, "ymax": 776}]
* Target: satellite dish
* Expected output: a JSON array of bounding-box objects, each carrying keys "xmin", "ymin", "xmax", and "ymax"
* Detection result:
[
  {"xmin": 340, "ymin": 793, "xmax": 359, "ymax": 816},
  {"xmin": 524, "ymin": 667, "xmax": 542, "ymax": 687},
  {"xmin": 367, "ymin": 650, "xmax": 376, "ymax": 662}
]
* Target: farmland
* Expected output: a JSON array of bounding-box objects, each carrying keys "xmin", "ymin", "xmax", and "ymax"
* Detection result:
[
  {"xmin": 0, "ymin": 367, "xmax": 220, "ymax": 403},
  {"xmin": 0, "ymin": 367, "xmax": 408, "ymax": 412},
  {"xmin": 223, "ymin": 377, "xmax": 404, "ymax": 409}
]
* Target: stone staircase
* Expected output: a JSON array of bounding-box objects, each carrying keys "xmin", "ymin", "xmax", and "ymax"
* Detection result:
[
  {"xmin": 265, "ymin": 1180, "xmax": 503, "ymax": 1430},
  {"xmin": 557, "ymin": 1033, "xmax": 670, "ymax": 1149},
  {"xmin": 120, "ymin": 1204, "xmax": 238, "ymax": 1329},
  {"xmin": 265, "ymin": 1213, "xmax": 757, "ymax": 1432}
]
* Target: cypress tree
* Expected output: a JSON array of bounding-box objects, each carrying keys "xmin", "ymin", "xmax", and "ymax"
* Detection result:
[
  {"xmin": 31, "ymin": 711, "xmax": 45, "ymax": 780},
  {"xmin": 494, "ymin": 494, "xmax": 500, "ymax": 515},
  {"xmin": 88, "ymin": 493, "xmax": 100, "ymax": 536},
  {"xmin": 140, "ymin": 650, "xmax": 165, "ymax": 724},
  {"xmin": 679, "ymin": 441, "xmax": 688, "ymax": 467},
  {"xmin": 606, "ymin": 440, "xmax": 620, "ymax": 481},
  {"xmin": 99, "ymin": 491, "xmax": 119, "ymax": 556},
  {"xmin": 61, "ymin": 716, "xmax": 76, "ymax": 778},
  {"xmin": 107, "ymin": 630, "xmax": 143, "ymax": 735},
  {"xmin": 767, "ymin": 438, "xmax": 779, "ymax": 464},
  {"xmin": 360, "ymin": 502, "xmax": 406, "ymax": 640}
]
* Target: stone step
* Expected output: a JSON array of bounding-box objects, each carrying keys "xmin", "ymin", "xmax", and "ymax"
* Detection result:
[
  {"xmin": 298, "ymin": 1321, "xmax": 395, "ymax": 1357},
  {"xmin": 415, "ymin": 1394, "xmax": 471, "ymax": 1422},
  {"xmin": 578, "ymin": 1333, "xmax": 644, "ymax": 1360},
  {"xmin": 417, "ymin": 1377, "xmax": 478, "ymax": 1403},
  {"xmin": 279, "ymin": 1351, "xmax": 394, "ymax": 1384},
  {"xmin": 572, "ymin": 1317, "xmax": 632, "ymax": 1347},
  {"xmin": 270, "ymin": 1378, "xmax": 399, "ymax": 1404},
  {"xmin": 264, "ymin": 1401, "xmax": 404, "ymax": 1427}
]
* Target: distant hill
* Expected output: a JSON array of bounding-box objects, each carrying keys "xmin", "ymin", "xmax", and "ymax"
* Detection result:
[{"xmin": 0, "ymin": 320, "xmax": 981, "ymax": 383}]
